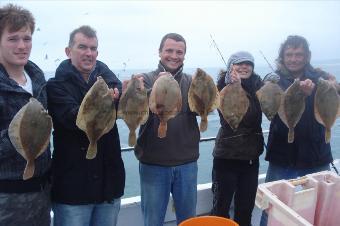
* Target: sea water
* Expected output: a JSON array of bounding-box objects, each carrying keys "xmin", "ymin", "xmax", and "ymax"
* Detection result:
[{"xmin": 45, "ymin": 62, "xmax": 340, "ymax": 198}]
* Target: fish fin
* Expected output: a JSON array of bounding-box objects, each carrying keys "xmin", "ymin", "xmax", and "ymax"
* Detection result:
[
  {"xmin": 158, "ymin": 122, "xmax": 167, "ymax": 138},
  {"xmin": 128, "ymin": 131, "xmax": 137, "ymax": 147},
  {"xmin": 211, "ymin": 87, "xmax": 220, "ymax": 110},
  {"xmin": 288, "ymin": 128, "xmax": 294, "ymax": 143},
  {"xmin": 140, "ymin": 105, "xmax": 150, "ymax": 125},
  {"xmin": 200, "ymin": 116, "xmax": 208, "ymax": 132},
  {"xmin": 23, "ymin": 160, "xmax": 35, "ymax": 180},
  {"xmin": 325, "ymin": 129, "xmax": 331, "ymax": 143},
  {"xmin": 86, "ymin": 142, "xmax": 97, "ymax": 159}
]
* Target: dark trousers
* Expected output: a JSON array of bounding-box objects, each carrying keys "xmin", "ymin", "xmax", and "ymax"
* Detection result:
[{"xmin": 211, "ymin": 158, "xmax": 259, "ymax": 226}]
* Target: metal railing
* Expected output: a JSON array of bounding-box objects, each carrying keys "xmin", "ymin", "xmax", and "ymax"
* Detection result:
[{"xmin": 121, "ymin": 130, "xmax": 269, "ymax": 152}]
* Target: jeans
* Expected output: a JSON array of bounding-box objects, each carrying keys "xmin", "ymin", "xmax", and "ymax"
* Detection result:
[
  {"xmin": 139, "ymin": 161, "xmax": 197, "ymax": 226},
  {"xmin": 259, "ymin": 162, "xmax": 330, "ymax": 226},
  {"xmin": 52, "ymin": 198, "xmax": 121, "ymax": 226}
]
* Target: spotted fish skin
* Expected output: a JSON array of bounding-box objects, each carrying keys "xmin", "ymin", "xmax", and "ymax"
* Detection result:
[
  {"xmin": 256, "ymin": 74, "xmax": 283, "ymax": 121},
  {"xmin": 278, "ymin": 79, "xmax": 306, "ymax": 143},
  {"xmin": 219, "ymin": 80, "xmax": 249, "ymax": 131},
  {"xmin": 314, "ymin": 78, "xmax": 340, "ymax": 143},
  {"xmin": 149, "ymin": 73, "xmax": 182, "ymax": 138},
  {"xmin": 188, "ymin": 68, "xmax": 219, "ymax": 132},
  {"xmin": 118, "ymin": 76, "xmax": 149, "ymax": 146},
  {"xmin": 76, "ymin": 76, "xmax": 116, "ymax": 159},
  {"xmin": 8, "ymin": 98, "xmax": 52, "ymax": 180}
]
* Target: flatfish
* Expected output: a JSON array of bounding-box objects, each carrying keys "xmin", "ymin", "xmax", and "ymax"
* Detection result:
[
  {"xmin": 219, "ymin": 80, "xmax": 249, "ymax": 130},
  {"xmin": 256, "ymin": 73, "xmax": 283, "ymax": 121},
  {"xmin": 8, "ymin": 98, "xmax": 52, "ymax": 180},
  {"xmin": 188, "ymin": 68, "xmax": 219, "ymax": 132},
  {"xmin": 314, "ymin": 78, "xmax": 340, "ymax": 143},
  {"xmin": 278, "ymin": 79, "xmax": 306, "ymax": 143},
  {"xmin": 149, "ymin": 72, "xmax": 182, "ymax": 138},
  {"xmin": 76, "ymin": 76, "xmax": 116, "ymax": 159},
  {"xmin": 118, "ymin": 76, "xmax": 149, "ymax": 146}
]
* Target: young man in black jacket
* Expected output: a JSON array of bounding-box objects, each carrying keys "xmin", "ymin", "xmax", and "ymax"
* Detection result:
[
  {"xmin": 0, "ymin": 4, "xmax": 51, "ymax": 226},
  {"xmin": 47, "ymin": 25, "xmax": 125, "ymax": 226}
]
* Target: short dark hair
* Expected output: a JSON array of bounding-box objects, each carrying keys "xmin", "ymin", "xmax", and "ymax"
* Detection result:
[
  {"xmin": 0, "ymin": 4, "xmax": 35, "ymax": 39},
  {"xmin": 159, "ymin": 33, "xmax": 186, "ymax": 52},
  {"xmin": 68, "ymin": 25, "xmax": 97, "ymax": 47},
  {"xmin": 277, "ymin": 35, "xmax": 311, "ymax": 66}
]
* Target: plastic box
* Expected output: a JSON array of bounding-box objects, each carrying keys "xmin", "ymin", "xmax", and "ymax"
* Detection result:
[{"xmin": 256, "ymin": 171, "xmax": 340, "ymax": 226}]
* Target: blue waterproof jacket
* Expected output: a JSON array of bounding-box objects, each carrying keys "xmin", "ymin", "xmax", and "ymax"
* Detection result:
[{"xmin": 265, "ymin": 66, "xmax": 333, "ymax": 168}]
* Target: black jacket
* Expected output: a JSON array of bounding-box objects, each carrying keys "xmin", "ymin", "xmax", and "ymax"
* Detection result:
[
  {"xmin": 265, "ymin": 66, "xmax": 333, "ymax": 168},
  {"xmin": 213, "ymin": 72, "xmax": 264, "ymax": 160},
  {"xmin": 0, "ymin": 61, "xmax": 51, "ymax": 192},
  {"xmin": 47, "ymin": 60, "xmax": 125, "ymax": 204}
]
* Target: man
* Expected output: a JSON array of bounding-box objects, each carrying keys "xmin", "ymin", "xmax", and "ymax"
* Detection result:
[
  {"xmin": 135, "ymin": 33, "xmax": 200, "ymax": 226},
  {"xmin": 0, "ymin": 4, "xmax": 51, "ymax": 226},
  {"xmin": 47, "ymin": 25, "xmax": 125, "ymax": 226},
  {"xmin": 260, "ymin": 35, "xmax": 334, "ymax": 225}
]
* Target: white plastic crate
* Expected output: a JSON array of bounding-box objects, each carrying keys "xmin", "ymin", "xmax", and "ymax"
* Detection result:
[{"xmin": 256, "ymin": 171, "xmax": 340, "ymax": 226}]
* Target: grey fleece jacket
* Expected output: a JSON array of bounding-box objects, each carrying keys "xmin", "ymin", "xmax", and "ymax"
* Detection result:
[{"xmin": 135, "ymin": 63, "xmax": 200, "ymax": 166}]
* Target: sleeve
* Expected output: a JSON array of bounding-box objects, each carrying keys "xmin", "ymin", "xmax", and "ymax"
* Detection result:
[
  {"xmin": 46, "ymin": 80, "xmax": 80, "ymax": 131},
  {"xmin": 0, "ymin": 129, "xmax": 15, "ymax": 159},
  {"xmin": 216, "ymin": 69, "xmax": 227, "ymax": 91}
]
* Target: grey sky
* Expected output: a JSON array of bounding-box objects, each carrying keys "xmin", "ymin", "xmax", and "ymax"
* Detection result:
[{"xmin": 2, "ymin": 0, "xmax": 340, "ymax": 71}]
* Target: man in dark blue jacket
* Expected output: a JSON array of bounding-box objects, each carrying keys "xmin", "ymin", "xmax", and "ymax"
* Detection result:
[
  {"xmin": 260, "ymin": 35, "xmax": 334, "ymax": 226},
  {"xmin": 47, "ymin": 25, "xmax": 125, "ymax": 226},
  {"xmin": 0, "ymin": 4, "xmax": 51, "ymax": 226}
]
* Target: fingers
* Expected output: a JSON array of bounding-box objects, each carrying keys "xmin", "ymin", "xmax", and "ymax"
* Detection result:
[
  {"xmin": 300, "ymin": 79, "xmax": 315, "ymax": 96},
  {"xmin": 230, "ymin": 65, "xmax": 240, "ymax": 83},
  {"xmin": 109, "ymin": 88, "xmax": 120, "ymax": 100}
]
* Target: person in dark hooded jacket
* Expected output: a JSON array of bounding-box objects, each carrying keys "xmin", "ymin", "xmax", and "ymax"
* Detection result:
[
  {"xmin": 211, "ymin": 51, "xmax": 264, "ymax": 226},
  {"xmin": 259, "ymin": 35, "xmax": 335, "ymax": 226},
  {"xmin": 0, "ymin": 4, "xmax": 51, "ymax": 226},
  {"xmin": 46, "ymin": 25, "xmax": 125, "ymax": 226}
]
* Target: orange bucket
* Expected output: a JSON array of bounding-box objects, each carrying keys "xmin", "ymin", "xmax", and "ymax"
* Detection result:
[{"xmin": 179, "ymin": 216, "xmax": 239, "ymax": 226}]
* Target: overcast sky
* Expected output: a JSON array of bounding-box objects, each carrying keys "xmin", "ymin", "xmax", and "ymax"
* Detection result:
[{"xmin": 2, "ymin": 0, "xmax": 340, "ymax": 72}]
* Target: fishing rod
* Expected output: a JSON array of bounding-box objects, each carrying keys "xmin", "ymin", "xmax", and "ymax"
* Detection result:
[
  {"xmin": 259, "ymin": 50, "xmax": 276, "ymax": 73},
  {"xmin": 331, "ymin": 162, "xmax": 339, "ymax": 175},
  {"xmin": 210, "ymin": 34, "xmax": 228, "ymax": 68}
]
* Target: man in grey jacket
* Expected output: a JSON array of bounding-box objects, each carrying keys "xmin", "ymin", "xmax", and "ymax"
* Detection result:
[{"xmin": 135, "ymin": 33, "xmax": 200, "ymax": 226}]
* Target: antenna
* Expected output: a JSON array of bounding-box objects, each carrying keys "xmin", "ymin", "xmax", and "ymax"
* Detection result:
[
  {"xmin": 210, "ymin": 34, "xmax": 228, "ymax": 67},
  {"xmin": 259, "ymin": 50, "xmax": 276, "ymax": 72}
]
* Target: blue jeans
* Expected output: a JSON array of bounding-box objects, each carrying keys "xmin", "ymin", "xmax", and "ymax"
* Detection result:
[
  {"xmin": 52, "ymin": 198, "xmax": 121, "ymax": 226},
  {"xmin": 139, "ymin": 161, "xmax": 197, "ymax": 226},
  {"xmin": 259, "ymin": 162, "xmax": 330, "ymax": 226}
]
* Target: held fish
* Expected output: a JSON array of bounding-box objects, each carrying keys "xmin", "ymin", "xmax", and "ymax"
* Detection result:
[
  {"xmin": 8, "ymin": 98, "xmax": 52, "ymax": 180},
  {"xmin": 188, "ymin": 68, "xmax": 219, "ymax": 132},
  {"xmin": 76, "ymin": 76, "xmax": 116, "ymax": 159}
]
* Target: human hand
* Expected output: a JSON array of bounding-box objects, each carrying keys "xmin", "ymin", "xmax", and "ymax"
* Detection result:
[
  {"xmin": 299, "ymin": 79, "xmax": 315, "ymax": 96},
  {"xmin": 230, "ymin": 65, "xmax": 241, "ymax": 83},
  {"xmin": 109, "ymin": 88, "xmax": 120, "ymax": 101}
]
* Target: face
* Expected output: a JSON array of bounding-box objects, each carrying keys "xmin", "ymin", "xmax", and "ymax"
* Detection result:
[
  {"xmin": 0, "ymin": 26, "xmax": 32, "ymax": 68},
  {"xmin": 66, "ymin": 32, "xmax": 98, "ymax": 75},
  {"xmin": 283, "ymin": 46, "xmax": 309, "ymax": 74},
  {"xmin": 159, "ymin": 38, "xmax": 185, "ymax": 73},
  {"xmin": 233, "ymin": 62, "xmax": 253, "ymax": 79}
]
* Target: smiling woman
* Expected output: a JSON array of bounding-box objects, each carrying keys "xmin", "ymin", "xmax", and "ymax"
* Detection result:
[{"xmin": 2, "ymin": 0, "xmax": 340, "ymax": 72}]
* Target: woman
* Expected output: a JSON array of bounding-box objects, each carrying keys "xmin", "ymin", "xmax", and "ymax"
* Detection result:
[{"xmin": 211, "ymin": 51, "xmax": 264, "ymax": 226}]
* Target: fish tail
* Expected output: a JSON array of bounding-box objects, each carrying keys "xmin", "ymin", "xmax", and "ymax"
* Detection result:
[
  {"xmin": 23, "ymin": 161, "xmax": 35, "ymax": 180},
  {"xmin": 200, "ymin": 117, "xmax": 208, "ymax": 132},
  {"xmin": 86, "ymin": 142, "xmax": 97, "ymax": 159},
  {"xmin": 288, "ymin": 128, "xmax": 294, "ymax": 143},
  {"xmin": 158, "ymin": 122, "xmax": 167, "ymax": 138},
  {"xmin": 325, "ymin": 129, "xmax": 331, "ymax": 143},
  {"xmin": 128, "ymin": 131, "xmax": 137, "ymax": 147}
]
